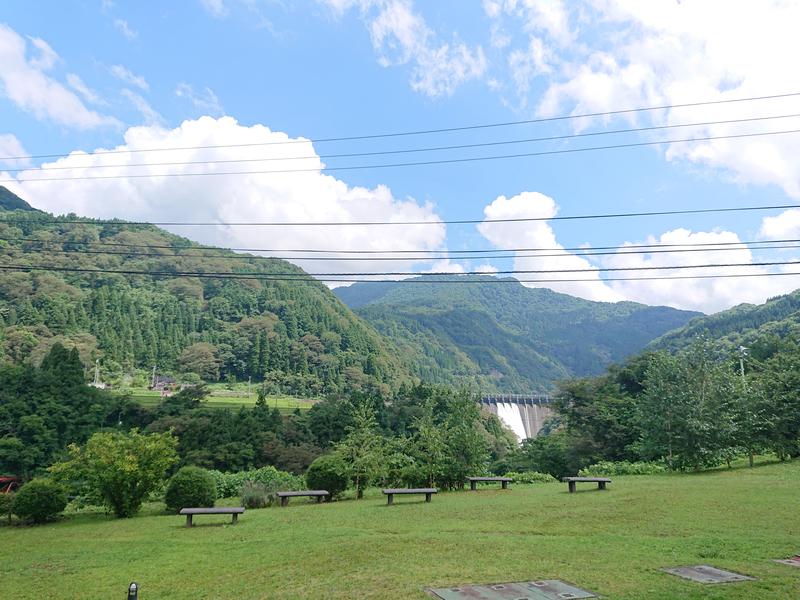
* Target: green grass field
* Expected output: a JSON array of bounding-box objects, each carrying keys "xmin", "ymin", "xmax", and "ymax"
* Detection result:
[
  {"xmin": 123, "ymin": 387, "xmax": 316, "ymax": 412},
  {"xmin": 3, "ymin": 460, "xmax": 800, "ymax": 599}
]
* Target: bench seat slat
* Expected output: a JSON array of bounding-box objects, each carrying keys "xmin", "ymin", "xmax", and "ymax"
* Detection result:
[
  {"xmin": 562, "ymin": 477, "xmax": 611, "ymax": 483},
  {"xmin": 381, "ymin": 488, "xmax": 437, "ymax": 494},
  {"xmin": 179, "ymin": 507, "xmax": 244, "ymax": 515},
  {"xmin": 467, "ymin": 477, "xmax": 513, "ymax": 482},
  {"xmin": 276, "ymin": 490, "xmax": 329, "ymax": 497}
]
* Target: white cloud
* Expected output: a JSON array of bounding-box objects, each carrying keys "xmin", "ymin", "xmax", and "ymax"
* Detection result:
[
  {"xmin": 478, "ymin": 191, "xmax": 621, "ymax": 302},
  {"xmin": 492, "ymin": 0, "xmax": 800, "ymax": 198},
  {"xmin": 176, "ymin": 83, "xmax": 224, "ymax": 117},
  {"xmin": 26, "ymin": 36, "xmax": 59, "ymax": 70},
  {"xmin": 5, "ymin": 116, "xmax": 447, "ymax": 280},
  {"xmin": 110, "ymin": 64, "xmax": 148, "ymax": 91},
  {"xmin": 121, "ymin": 89, "xmax": 164, "ymax": 126},
  {"xmin": 0, "ymin": 24, "xmax": 119, "ymax": 129},
  {"xmin": 200, "ymin": 0, "xmax": 229, "ymax": 18},
  {"xmin": 320, "ymin": 0, "xmax": 486, "ymax": 97},
  {"xmin": 759, "ymin": 209, "xmax": 800, "ymax": 240},
  {"xmin": 113, "ymin": 18, "xmax": 138, "ymax": 41},
  {"xmin": 66, "ymin": 73, "xmax": 105, "ymax": 106},
  {"xmin": 603, "ymin": 228, "xmax": 800, "ymax": 313},
  {"xmin": 0, "ymin": 134, "xmax": 30, "ymax": 168}
]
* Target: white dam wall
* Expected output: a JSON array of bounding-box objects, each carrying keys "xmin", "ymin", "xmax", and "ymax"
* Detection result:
[{"xmin": 480, "ymin": 395, "xmax": 553, "ymax": 442}]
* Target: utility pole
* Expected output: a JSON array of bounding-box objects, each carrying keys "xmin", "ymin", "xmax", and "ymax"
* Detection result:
[
  {"xmin": 151, "ymin": 365, "xmax": 157, "ymax": 389},
  {"xmin": 248, "ymin": 376, "xmax": 251, "ymax": 400},
  {"xmin": 738, "ymin": 345, "xmax": 748, "ymax": 380},
  {"xmin": 94, "ymin": 359, "xmax": 100, "ymax": 386}
]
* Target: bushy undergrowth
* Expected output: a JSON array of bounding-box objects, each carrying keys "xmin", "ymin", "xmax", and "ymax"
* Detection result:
[
  {"xmin": 579, "ymin": 460, "xmax": 667, "ymax": 476},
  {"xmin": 209, "ymin": 466, "xmax": 304, "ymax": 498},
  {"xmin": 165, "ymin": 467, "xmax": 217, "ymax": 512},
  {"xmin": 504, "ymin": 471, "xmax": 557, "ymax": 484},
  {"xmin": 0, "ymin": 493, "xmax": 14, "ymax": 523},
  {"xmin": 305, "ymin": 454, "xmax": 348, "ymax": 498},
  {"xmin": 240, "ymin": 481, "xmax": 278, "ymax": 508},
  {"xmin": 11, "ymin": 479, "xmax": 67, "ymax": 524}
]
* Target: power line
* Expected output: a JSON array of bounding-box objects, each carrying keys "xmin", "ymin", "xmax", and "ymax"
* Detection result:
[
  {"xmin": 2, "ymin": 263, "xmax": 800, "ymax": 284},
  {"xmin": 4, "ymin": 258, "xmax": 800, "ymax": 277},
  {"xmin": 4, "ymin": 90, "xmax": 799, "ymax": 162},
  {"xmin": 1, "ymin": 200, "xmax": 798, "ymax": 227},
  {"xmin": 10, "ymin": 240, "xmax": 800, "ymax": 262},
  {"xmin": 7, "ymin": 112, "xmax": 800, "ymax": 173},
  {"xmin": 3, "ymin": 235, "xmax": 795, "ymax": 254},
  {"xmin": 5, "ymin": 127, "xmax": 800, "ymax": 184}
]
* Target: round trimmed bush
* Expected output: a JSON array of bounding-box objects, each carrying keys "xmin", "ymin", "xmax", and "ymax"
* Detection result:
[
  {"xmin": 12, "ymin": 479, "xmax": 67, "ymax": 524},
  {"xmin": 305, "ymin": 454, "xmax": 348, "ymax": 499},
  {"xmin": 164, "ymin": 466, "xmax": 217, "ymax": 513}
]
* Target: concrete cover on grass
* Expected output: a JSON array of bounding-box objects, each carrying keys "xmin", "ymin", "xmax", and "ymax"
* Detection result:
[
  {"xmin": 661, "ymin": 565, "xmax": 755, "ymax": 584},
  {"xmin": 773, "ymin": 555, "xmax": 800, "ymax": 568},
  {"xmin": 428, "ymin": 580, "xmax": 597, "ymax": 599}
]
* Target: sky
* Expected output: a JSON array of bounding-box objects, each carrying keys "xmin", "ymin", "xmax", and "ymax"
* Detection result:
[{"xmin": 3, "ymin": 0, "xmax": 800, "ymax": 313}]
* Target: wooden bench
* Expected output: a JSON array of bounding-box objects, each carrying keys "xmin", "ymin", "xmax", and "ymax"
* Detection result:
[
  {"xmin": 276, "ymin": 490, "xmax": 329, "ymax": 507},
  {"xmin": 467, "ymin": 476, "xmax": 512, "ymax": 491},
  {"xmin": 562, "ymin": 477, "xmax": 611, "ymax": 493},
  {"xmin": 179, "ymin": 507, "xmax": 244, "ymax": 527},
  {"xmin": 382, "ymin": 488, "xmax": 437, "ymax": 505}
]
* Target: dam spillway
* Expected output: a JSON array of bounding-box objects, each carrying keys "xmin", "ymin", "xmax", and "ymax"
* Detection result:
[{"xmin": 479, "ymin": 394, "xmax": 553, "ymax": 441}]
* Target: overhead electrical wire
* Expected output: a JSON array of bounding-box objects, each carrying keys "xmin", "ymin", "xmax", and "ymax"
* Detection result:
[
  {"xmin": 2, "ymin": 201, "xmax": 800, "ymax": 227},
  {"xmin": 1, "ymin": 263, "xmax": 800, "ymax": 285},
  {"xmin": 9, "ymin": 240, "xmax": 800, "ymax": 262},
  {"xmin": 3, "ymin": 90, "xmax": 799, "ymax": 162},
  {"xmin": 2, "ymin": 235, "xmax": 796, "ymax": 255},
  {"xmin": 5, "ymin": 127, "xmax": 800, "ymax": 184},
  {"xmin": 5, "ymin": 112, "xmax": 800, "ymax": 173}
]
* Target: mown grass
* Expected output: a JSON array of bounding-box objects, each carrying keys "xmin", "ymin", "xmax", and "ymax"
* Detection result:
[
  {"xmin": 3, "ymin": 460, "xmax": 799, "ymax": 599},
  {"xmin": 124, "ymin": 388, "xmax": 316, "ymax": 412}
]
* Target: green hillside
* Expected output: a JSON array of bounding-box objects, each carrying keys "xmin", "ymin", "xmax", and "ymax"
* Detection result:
[
  {"xmin": 335, "ymin": 277, "xmax": 700, "ymax": 392},
  {"xmin": 0, "ymin": 192, "xmax": 411, "ymax": 396},
  {"xmin": 651, "ymin": 288, "xmax": 800, "ymax": 356}
]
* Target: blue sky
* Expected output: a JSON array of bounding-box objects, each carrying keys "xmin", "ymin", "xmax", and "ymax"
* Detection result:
[{"xmin": 2, "ymin": 1, "xmax": 800, "ymax": 312}]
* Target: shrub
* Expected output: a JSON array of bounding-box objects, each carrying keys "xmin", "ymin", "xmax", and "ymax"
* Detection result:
[
  {"xmin": 578, "ymin": 460, "xmax": 667, "ymax": 477},
  {"xmin": 208, "ymin": 466, "xmax": 304, "ymax": 499},
  {"xmin": 240, "ymin": 481, "xmax": 278, "ymax": 509},
  {"xmin": 49, "ymin": 429, "xmax": 178, "ymax": 518},
  {"xmin": 12, "ymin": 479, "xmax": 67, "ymax": 524},
  {"xmin": 305, "ymin": 454, "xmax": 348, "ymax": 498},
  {"xmin": 164, "ymin": 466, "xmax": 217, "ymax": 513},
  {"xmin": 504, "ymin": 471, "xmax": 558, "ymax": 484},
  {"xmin": 0, "ymin": 493, "xmax": 14, "ymax": 523}
]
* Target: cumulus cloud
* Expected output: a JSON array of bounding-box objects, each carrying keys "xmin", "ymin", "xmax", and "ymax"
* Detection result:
[
  {"xmin": 113, "ymin": 18, "xmax": 138, "ymax": 41},
  {"xmin": 176, "ymin": 83, "xmax": 224, "ymax": 117},
  {"xmin": 200, "ymin": 0, "xmax": 228, "ymax": 18},
  {"xmin": 121, "ymin": 89, "xmax": 164, "ymax": 126},
  {"xmin": 0, "ymin": 134, "xmax": 30, "ymax": 169},
  {"xmin": 478, "ymin": 191, "xmax": 621, "ymax": 302},
  {"xmin": 0, "ymin": 24, "xmax": 119, "ymax": 129},
  {"xmin": 319, "ymin": 0, "xmax": 486, "ymax": 97},
  {"xmin": 4, "ymin": 116, "xmax": 447, "ymax": 280},
  {"xmin": 602, "ymin": 228, "xmax": 800, "ymax": 313},
  {"xmin": 110, "ymin": 64, "xmax": 148, "ymax": 90},
  {"xmin": 491, "ymin": 1, "xmax": 800, "ymax": 198}
]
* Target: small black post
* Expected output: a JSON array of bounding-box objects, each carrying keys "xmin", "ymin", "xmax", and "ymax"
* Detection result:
[{"xmin": 127, "ymin": 582, "xmax": 139, "ymax": 600}]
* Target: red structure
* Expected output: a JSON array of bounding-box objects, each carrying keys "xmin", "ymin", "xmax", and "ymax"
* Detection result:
[{"xmin": 0, "ymin": 477, "xmax": 20, "ymax": 494}]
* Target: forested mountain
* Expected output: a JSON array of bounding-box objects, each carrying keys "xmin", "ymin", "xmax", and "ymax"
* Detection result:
[
  {"xmin": 650, "ymin": 288, "xmax": 800, "ymax": 357},
  {"xmin": 335, "ymin": 277, "xmax": 700, "ymax": 392},
  {"xmin": 0, "ymin": 189, "xmax": 411, "ymax": 396}
]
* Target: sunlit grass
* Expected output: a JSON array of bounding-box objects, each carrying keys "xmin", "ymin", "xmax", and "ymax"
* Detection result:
[{"xmin": 3, "ymin": 459, "xmax": 799, "ymax": 599}]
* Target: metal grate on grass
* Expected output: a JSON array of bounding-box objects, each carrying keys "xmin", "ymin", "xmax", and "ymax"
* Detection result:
[
  {"xmin": 661, "ymin": 565, "xmax": 755, "ymax": 584},
  {"xmin": 428, "ymin": 579, "xmax": 598, "ymax": 599}
]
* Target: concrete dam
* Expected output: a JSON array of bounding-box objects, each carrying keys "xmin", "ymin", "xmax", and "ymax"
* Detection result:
[{"xmin": 479, "ymin": 394, "xmax": 553, "ymax": 441}]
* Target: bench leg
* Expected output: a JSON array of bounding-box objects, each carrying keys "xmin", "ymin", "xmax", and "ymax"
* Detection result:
[
  {"xmin": 387, "ymin": 494, "xmax": 393, "ymax": 506},
  {"xmin": 185, "ymin": 514, "xmax": 193, "ymax": 527},
  {"xmin": 280, "ymin": 496, "xmax": 288, "ymax": 507},
  {"xmin": 232, "ymin": 513, "xmax": 238, "ymax": 525},
  {"xmin": 501, "ymin": 481, "xmax": 508, "ymax": 490},
  {"xmin": 568, "ymin": 481, "xmax": 576, "ymax": 493},
  {"xmin": 425, "ymin": 493, "xmax": 432, "ymax": 502},
  {"xmin": 316, "ymin": 496, "xmax": 323, "ymax": 503},
  {"xmin": 470, "ymin": 481, "xmax": 476, "ymax": 491},
  {"xmin": 598, "ymin": 481, "xmax": 607, "ymax": 490}
]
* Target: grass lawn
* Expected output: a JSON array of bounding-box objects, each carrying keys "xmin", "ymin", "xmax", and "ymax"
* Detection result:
[
  {"xmin": 3, "ymin": 460, "xmax": 799, "ymax": 599},
  {"xmin": 123, "ymin": 388, "xmax": 316, "ymax": 412}
]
